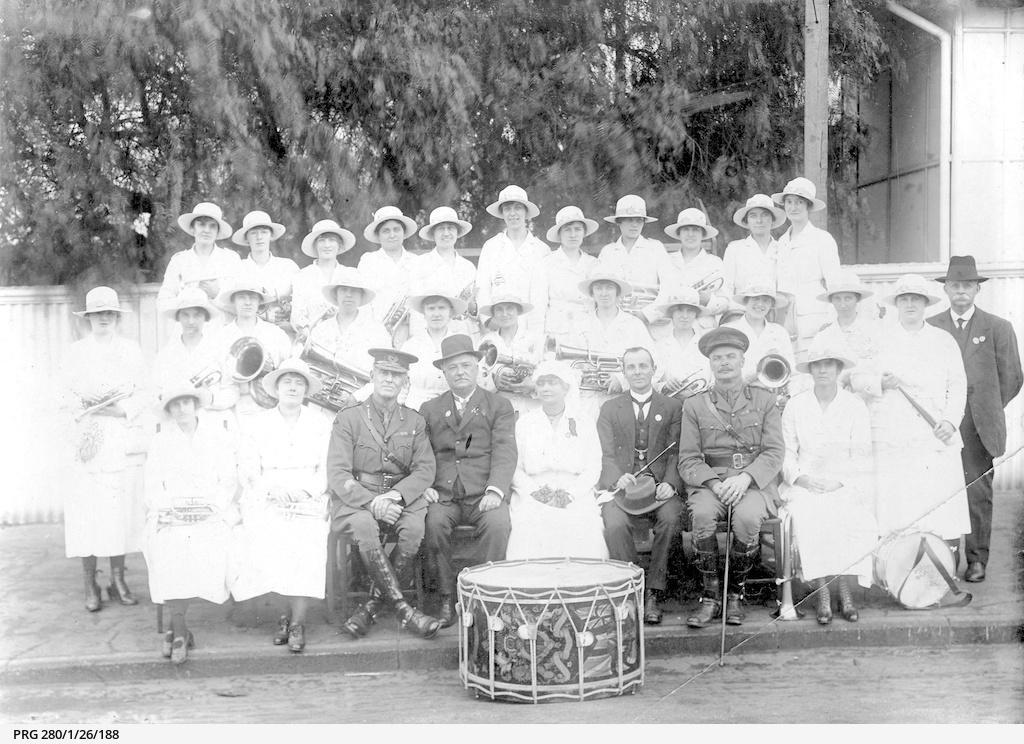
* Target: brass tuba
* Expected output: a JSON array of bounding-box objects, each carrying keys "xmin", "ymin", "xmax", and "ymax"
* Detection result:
[
  {"xmin": 227, "ymin": 336, "xmax": 277, "ymax": 408},
  {"xmin": 298, "ymin": 340, "xmax": 371, "ymax": 412},
  {"xmin": 479, "ymin": 341, "xmax": 535, "ymax": 391},
  {"xmin": 555, "ymin": 343, "xmax": 622, "ymax": 392}
]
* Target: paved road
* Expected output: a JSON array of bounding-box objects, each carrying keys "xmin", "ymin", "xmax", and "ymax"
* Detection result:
[{"xmin": 2, "ymin": 645, "xmax": 1022, "ymax": 724}]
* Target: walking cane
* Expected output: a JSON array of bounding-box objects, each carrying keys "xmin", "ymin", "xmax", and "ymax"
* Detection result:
[{"xmin": 719, "ymin": 504, "xmax": 733, "ymax": 667}]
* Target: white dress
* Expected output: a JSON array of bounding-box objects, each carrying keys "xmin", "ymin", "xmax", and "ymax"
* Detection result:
[
  {"xmin": 654, "ymin": 330, "xmax": 711, "ymax": 393},
  {"xmin": 60, "ymin": 335, "xmax": 147, "ymax": 557},
  {"xmin": 157, "ymin": 245, "xmax": 242, "ymax": 310},
  {"xmin": 863, "ymin": 323, "xmax": 969, "ymax": 539},
  {"xmin": 410, "ymin": 248, "xmax": 478, "ymax": 338},
  {"xmin": 776, "ymin": 223, "xmax": 841, "ymax": 357},
  {"xmin": 212, "ymin": 318, "xmax": 293, "ymax": 425},
  {"xmin": 153, "ymin": 332, "xmax": 239, "ymax": 431},
  {"xmin": 665, "ymin": 249, "xmax": 729, "ymax": 330},
  {"xmin": 573, "ymin": 310, "xmax": 653, "ymax": 418},
  {"xmin": 401, "ymin": 331, "xmax": 451, "ymax": 410},
  {"xmin": 506, "ymin": 408, "xmax": 607, "ymax": 560},
  {"xmin": 724, "ymin": 317, "xmax": 797, "ymax": 386},
  {"xmin": 598, "ymin": 236, "xmax": 675, "ymax": 323},
  {"xmin": 475, "ymin": 231, "xmax": 552, "ymax": 336},
  {"xmin": 240, "ymin": 254, "xmax": 299, "ymax": 305},
  {"xmin": 814, "ymin": 308, "xmax": 887, "ymax": 401},
  {"xmin": 479, "ymin": 326, "xmax": 545, "ymax": 414},
  {"xmin": 289, "ymin": 262, "xmax": 337, "ymax": 334},
  {"xmin": 233, "ymin": 406, "xmax": 331, "ymax": 600},
  {"xmin": 536, "ymin": 248, "xmax": 597, "ymax": 346},
  {"xmin": 357, "ymin": 247, "xmax": 420, "ymax": 331},
  {"xmin": 722, "ymin": 235, "xmax": 782, "ymax": 298},
  {"xmin": 143, "ymin": 416, "xmax": 239, "ymax": 603},
  {"xmin": 780, "ymin": 389, "xmax": 877, "ymax": 587}
]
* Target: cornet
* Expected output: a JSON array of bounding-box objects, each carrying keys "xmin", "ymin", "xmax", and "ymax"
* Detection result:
[
  {"xmin": 381, "ymin": 296, "xmax": 410, "ymax": 338},
  {"xmin": 691, "ymin": 272, "xmax": 724, "ymax": 294},
  {"xmin": 667, "ymin": 371, "xmax": 710, "ymax": 400},
  {"xmin": 479, "ymin": 341, "xmax": 535, "ymax": 391}
]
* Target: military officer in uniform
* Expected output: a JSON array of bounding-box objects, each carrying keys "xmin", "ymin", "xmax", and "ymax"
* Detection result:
[
  {"xmin": 326, "ymin": 348, "xmax": 441, "ymax": 640},
  {"xmin": 678, "ymin": 327, "xmax": 784, "ymax": 629}
]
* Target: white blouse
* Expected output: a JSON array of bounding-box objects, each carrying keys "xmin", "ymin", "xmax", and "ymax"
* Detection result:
[
  {"xmin": 724, "ymin": 316, "xmax": 796, "ymax": 384},
  {"xmin": 781, "ymin": 388, "xmax": 872, "ymax": 492},
  {"xmin": 157, "ymin": 246, "xmax": 242, "ymax": 310}
]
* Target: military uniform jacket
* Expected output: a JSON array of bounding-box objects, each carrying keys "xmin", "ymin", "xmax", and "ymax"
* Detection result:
[
  {"xmin": 597, "ymin": 392, "xmax": 683, "ymax": 492},
  {"xmin": 419, "ymin": 387, "xmax": 517, "ymax": 502},
  {"xmin": 326, "ymin": 400, "xmax": 436, "ymax": 518},
  {"xmin": 678, "ymin": 384, "xmax": 784, "ymax": 503}
]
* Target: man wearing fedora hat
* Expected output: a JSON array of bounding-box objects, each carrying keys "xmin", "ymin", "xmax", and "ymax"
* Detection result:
[
  {"xmin": 678, "ymin": 327, "xmax": 784, "ymax": 628},
  {"xmin": 597, "ymin": 347, "xmax": 684, "ymax": 624},
  {"xmin": 158, "ymin": 201, "xmax": 242, "ymax": 311},
  {"xmin": 327, "ymin": 348, "xmax": 442, "ymax": 640},
  {"xmin": 928, "ymin": 255, "xmax": 1022, "ymax": 582},
  {"xmin": 420, "ymin": 334, "xmax": 518, "ymax": 627}
]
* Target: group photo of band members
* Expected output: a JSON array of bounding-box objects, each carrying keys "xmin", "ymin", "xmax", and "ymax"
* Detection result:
[{"xmin": 63, "ymin": 179, "xmax": 1022, "ymax": 665}]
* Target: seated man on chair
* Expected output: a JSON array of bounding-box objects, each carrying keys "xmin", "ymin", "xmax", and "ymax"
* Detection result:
[
  {"xmin": 597, "ymin": 346, "xmax": 684, "ymax": 625},
  {"xmin": 421, "ymin": 334, "xmax": 518, "ymax": 628},
  {"xmin": 326, "ymin": 348, "xmax": 441, "ymax": 640},
  {"xmin": 678, "ymin": 327, "xmax": 784, "ymax": 629}
]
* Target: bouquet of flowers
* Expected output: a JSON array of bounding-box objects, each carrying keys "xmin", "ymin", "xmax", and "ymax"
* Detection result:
[{"xmin": 530, "ymin": 485, "xmax": 573, "ymax": 509}]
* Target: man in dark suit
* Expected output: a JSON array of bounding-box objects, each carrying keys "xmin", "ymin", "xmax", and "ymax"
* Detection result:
[
  {"xmin": 928, "ymin": 255, "xmax": 1022, "ymax": 582},
  {"xmin": 420, "ymin": 334, "xmax": 518, "ymax": 626},
  {"xmin": 598, "ymin": 347, "xmax": 684, "ymax": 624}
]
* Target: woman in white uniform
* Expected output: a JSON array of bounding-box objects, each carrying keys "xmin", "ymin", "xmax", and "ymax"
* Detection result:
[
  {"xmin": 290, "ymin": 219, "xmax": 357, "ymax": 337},
  {"xmin": 724, "ymin": 276, "xmax": 796, "ymax": 388},
  {"xmin": 357, "ymin": 206, "xmax": 420, "ymax": 347},
  {"xmin": 722, "ymin": 193, "xmax": 786, "ymax": 298},
  {"xmin": 780, "ymin": 341, "xmax": 877, "ymax": 625},
  {"xmin": 861, "ymin": 275, "xmax": 969, "ymax": 551},
  {"xmin": 157, "ymin": 202, "xmax": 241, "ymax": 311},
  {"xmin": 813, "ymin": 270, "xmax": 885, "ymax": 401},
  {"xmin": 143, "ymin": 383, "xmax": 239, "ymax": 664},
  {"xmin": 61, "ymin": 287, "xmax": 148, "ymax": 612},
  {"xmin": 662, "ymin": 208, "xmax": 728, "ymax": 331},
  {"xmin": 479, "ymin": 293, "xmax": 544, "ymax": 414},
  {"xmin": 400, "ymin": 289, "xmax": 467, "ymax": 409},
  {"xmin": 506, "ymin": 360, "xmax": 607, "ymax": 559},
  {"xmin": 412, "ymin": 207, "xmax": 477, "ymax": 338},
  {"xmin": 652, "ymin": 287, "xmax": 711, "ymax": 397},
  {"xmin": 232, "ymin": 210, "xmax": 298, "ymax": 328},
  {"xmin": 234, "ymin": 358, "xmax": 332, "ymax": 653},
  {"xmin": 537, "ymin": 206, "xmax": 598, "ymax": 347}
]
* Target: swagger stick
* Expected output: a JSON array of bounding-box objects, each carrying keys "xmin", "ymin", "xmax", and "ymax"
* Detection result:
[{"xmin": 719, "ymin": 504, "xmax": 733, "ymax": 667}]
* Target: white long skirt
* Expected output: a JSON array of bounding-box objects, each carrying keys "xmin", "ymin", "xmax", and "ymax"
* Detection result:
[
  {"xmin": 505, "ymin": 487, "xmax": 608, "ymax": 561},
  {"xmin": 785, "ymin": 487, "xmax": 877, "ymax": 587},
  {"xmin": 231, "ymin": 505, "xmax": 329, "ymax": 600},
  {"xmin": 873, "ymin": 442, "xmax": 970, "ymax": 540},
  {"xmin": 64, "ymin": 469, "xmax": 141, "ymax": 558},
  {"xmin": 143, "ymin": 520, "xmax": 235, "ymax": 604}
]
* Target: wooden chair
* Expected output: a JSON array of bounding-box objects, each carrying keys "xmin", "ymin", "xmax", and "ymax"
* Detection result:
[{"xmin": 325, "ymin": 529, "xmax": 425, "ymax": 623}]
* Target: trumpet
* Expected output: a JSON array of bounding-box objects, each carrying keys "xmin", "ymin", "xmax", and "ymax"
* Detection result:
[
  {"xmin": 667, "ymin": 371, "xmax": 710, "ymax": 400},
  {"xmin": 691, "ymin": 272, "xmax": 724, "ymax": 294},
  {"xmin": 479, "ymin": 341, "xmax": 535, "ymax": 391},
  {"xmin": 555, "ymin": 343, "xmax": 622, "ymax": 392},
  {"xmin": 228, "ymin": 336, "xmax": 277, "ymax": 408}
]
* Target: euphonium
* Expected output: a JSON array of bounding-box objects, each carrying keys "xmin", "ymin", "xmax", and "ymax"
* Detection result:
[
  {"xmin": 479, "ymin": 341, "xmax": 534, "ymax": 390},
  {"xmin": 555, "ymin": 343, "xmax": 622, "ymax": 392},
  {"xmin": 669, "ymin": 371, "xmax": 710, "ymax": 400},
  {"xmin": 755, "ymin": 352, "xmax": 791, "ymax": 389},
  {"xmin": 299, "ymin": 340, "xmax": 371, "ymax": 412},
  {"xmin": 227, "ymin": 336, "xmax": 277, "ymax": 408}
]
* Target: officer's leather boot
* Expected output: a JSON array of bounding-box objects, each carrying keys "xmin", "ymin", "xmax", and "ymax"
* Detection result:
[
  {"xmin": 686, "ymin": 535, "xmax": 721, "ymax": 629},
  {"xmin": 361, "ymin": 546, "xmax": 440, "ymax": 639},
  {"xmin": 725, "ymin": 537, "xmax": 759, "ymax": 626}
]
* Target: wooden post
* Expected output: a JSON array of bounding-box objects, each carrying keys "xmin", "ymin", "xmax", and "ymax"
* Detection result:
[{"xmin": 804, "ymin": 0, "xmax": 829, "ymax": 226}]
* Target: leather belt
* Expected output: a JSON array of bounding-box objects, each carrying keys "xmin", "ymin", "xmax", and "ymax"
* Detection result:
[
  {"xmin": 355, "ymin": 472, "xmax": 400, "ymax": 491},
  {"xmin": 706, "ymin": 452, "xmax": 759, "ymax": 469}
]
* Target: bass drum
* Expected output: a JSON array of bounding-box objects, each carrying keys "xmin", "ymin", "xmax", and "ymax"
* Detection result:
[{"xmin": 874, "ymin": 532, "xmax": 969, "ymax": 609}]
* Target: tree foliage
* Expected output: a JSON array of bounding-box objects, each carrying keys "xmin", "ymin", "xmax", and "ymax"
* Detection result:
[{"xmin": 0, "ymin": 0, "xmax": 898, "ymax": 286}]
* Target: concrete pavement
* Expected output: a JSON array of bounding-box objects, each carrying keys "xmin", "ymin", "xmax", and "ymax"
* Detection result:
[{"xmin": 1, "ymin": 492, "xmax": 1021, "ymax": 686}]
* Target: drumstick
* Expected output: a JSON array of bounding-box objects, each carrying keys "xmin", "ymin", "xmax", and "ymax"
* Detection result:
[
  {"xmin": 608, "ymin": 442, "xmax": 678, "ymax": 495},
  {"xmin": 896, "ymin": 385, "xmax": 938, "ymax": 429}
]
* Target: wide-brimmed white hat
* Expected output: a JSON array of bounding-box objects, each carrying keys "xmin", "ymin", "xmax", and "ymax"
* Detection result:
[
  {"xmin": 653, "ymin": 287, "xmax": 710, "ymax": 318},
  {"xmin": 882, "ymin": 274, "xmax": 944, "ymax": 307},
  {"xmin": 176, "ymin": 202, "xmax": 232, "ymax": 239},
  {"xmin": 545, "ymin": 205, "xmax": 599, "ymax": 243},
  {"xmin": 321, "ymin": 267, "xmax": 377, "ymax": 306},
  {"xmin": 817, "ymin": 270, "xmax": 873, "ymax": 303},
  {"xmin": 231, "ymin": 210, "xmax": 286, "ymax": 246},
  {"xmin": 772, "ymin": 177, "xmax": 826, "ymax": 212},
  {"xmin": 418, "ymin": 206, "xmax": 472, "ymax": 240},
  {"xmin": 478, "ymin": 293, "xmax": 534, "ymax": 317},
  {"xmin": 733, "ymin": 194, "xmax": 787, "ymax": 229},
  {"xmin": 74, "ymin": 286, "xmax": 131, "ymax": 317},
  {"xmin": 363, "ymin": 206, "xmax": 418, "ymax": 243},
  {"xmin": 215, "ymin": 277, "xmax": 272, "ymax": 311},
  {"xmin": 406, "ymin": 290, "xmax": 468, "ymax": 317},
  {"xmin": 604, "ymin": 194, "xmax": 657, "ymax": 224},
  {"xmin": 734, "ymin": 277, "xmax": 789, "ymax": 308},
  {"xmin": 162, "ymin": 287, "xmax": 219, "ymax": 321},
  {"xmin": 158, "ymin": 381, "xmax": 211, "ymax": 415},
  {"xmin": 485, "ymin": 185, "xmax": 540, "ymax": 220},
  {"xmin": 301, "ymin": 219, "xmax": 356, "ymax": 258},
  {"xmin": 664, "ymin": 208, "xmax": 719, "ymax": 240},
  {"xmin": 796, "ymin": 340, "xmax": 857, "ymax": 374},
  {"xmin": 578, "ymin": 268, "xmax": 633, "ymax": 297},
  {"xmin": 261, "ymin": 357, "xmax": 323, "ymax": 400}
]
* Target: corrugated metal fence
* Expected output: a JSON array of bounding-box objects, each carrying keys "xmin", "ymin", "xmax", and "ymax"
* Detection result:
[{"xmin": 3, "ymin": 265, "xmax": 1022, "ymax": 524}]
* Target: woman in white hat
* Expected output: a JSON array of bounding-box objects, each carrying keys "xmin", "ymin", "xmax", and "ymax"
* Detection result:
[
  {"xmin": 505, "ymin": 360, "xmax": 607, "ymax": 560},
  {"xmin": 411, "ymin": 207, "xmax": 477, "ymax": 337},
  {"xmin": 61, "ymin": 287, "xmax": 148, "ymax": 612},
  {"xmin": 290, "ymin": 219, "xmax": 357, "ymax": 336},
  {"xmin": 234, "ymin": 358, "xmax": 332, "ymax": 654},
  {"xmin": 722, "ymin": 194, "xmax": 786, "ymax": 298},
  {"xmin": 536, "ymin": 206, "xmax": 599, "ymax": 347},
  {"xmin": 478, "ymin": 293, "xmax": 544, "ymax": 414},
  {"xmin": 651, "ymin": 288, "xmax": 712, "ymax": 396},
  {"xmin": 232, "ymin": 210, "xmax": 298, "ymax": 326},
  {"xmin": 662, "ymin": 208, "xmax": 729, "ymax": 331},
  {"xmin": 143, "ymin": 383, "xmax": 238, "ymax": 664},
  {"xmin": 157, "ymin": 202, "xmax": 242, "ymax": 310},
  {"xmin": 812, "ymin": 270, "xmax": 883, "ymax": 397},
  {"xmin": 400, "ymin": 289, "xmax": 468, "ymax": 409},
  {"xmin": 772, "ymin": 178, "xmax": 841, "ymax": 359},
  {"xmin": 211, "ymin": 276, "xmax": 292, "ymax": 429},
  {"xmin": 861, "ymin": 275, "xmax": 969, "ymax": 549},
  {"xmin": 780, "ymin": 341, "xmax": 876, "ymax": 625},
  {"xmin": 357, "ymin": 205, "xmax": 420, "ymax": 347},
  {"xmin": 724, "ymin": 277, "xmax": 796, "ymax": 388},
  {"xmin": 475, "ymin": 185, "xmax": 551, "ymax": 337},
  {"xmin": 597, "ymin": 195, "xmax": 675, "ymax": 326}
]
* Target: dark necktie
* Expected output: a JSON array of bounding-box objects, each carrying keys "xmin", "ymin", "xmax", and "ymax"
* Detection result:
[
  {"xmin": 632, "ymin": 396, "xmax": 650, "ymax": 428},
  {"xmin": 957, "ymin": 318, "xmax": 966, "ymax": 333}
]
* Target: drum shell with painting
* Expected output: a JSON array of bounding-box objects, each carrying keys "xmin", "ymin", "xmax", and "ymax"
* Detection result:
[{"xmin": 457, "ymin": 557, "xmax": 645, "ymax": 703}]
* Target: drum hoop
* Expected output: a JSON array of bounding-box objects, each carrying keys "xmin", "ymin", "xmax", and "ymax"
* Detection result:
[{"xmin": 458, "ymin": 557, "xmax": 643, "ymax": 596}]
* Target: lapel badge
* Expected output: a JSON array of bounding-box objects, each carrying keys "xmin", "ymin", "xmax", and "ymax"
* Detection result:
[
  {"xmin": 445, "ymin": 410, "xmax": 452, "ymax": 418},
  {"xmin": 654, "ymin": 414, "xmax": 662, "ymax": 422}
]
